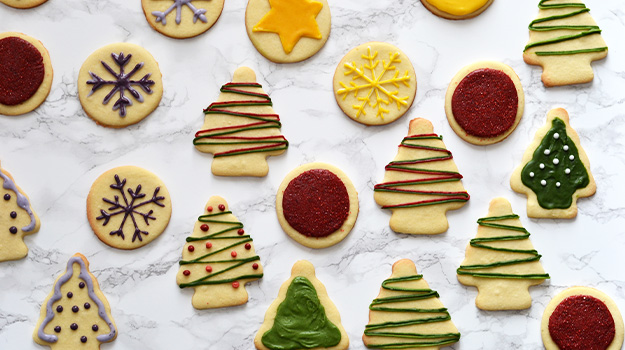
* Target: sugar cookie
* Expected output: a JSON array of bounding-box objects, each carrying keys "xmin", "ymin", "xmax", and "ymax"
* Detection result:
[
  {"xmin": 141, "ymin": 0, "xmax": 225, "ymax": 39},
  {"xmin": 0, "ymin": 0, "xmax": 47, "ymax": 9},
  {"xmin": 421, "ymin": 0, "xmax": 493, "ymax": 20}
]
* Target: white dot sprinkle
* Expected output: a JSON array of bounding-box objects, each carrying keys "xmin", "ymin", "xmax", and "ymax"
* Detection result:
[
  {"xmin": 529, "ymin": 172, "xmax": 535, "ymax": 177},
  {"xmin": 564, "ymin": 145, "xmax": 569, "ymax": 151},
  {"xmin": 556, "ymin": 182, "xmax": 561, "ymax": 187},
  {"xmin": 541, "ymin": 180, "xmax": 547, "ymax": 186},
  {"xmin": 569, "ymin": 155, "xmax": 575, "ymax": 161},
  {"xmin": 565, "ymin": 168, "xmax": 571, "ymax": 174},
  {"xmin": 553, "ymin": 158, "xmax": 559, "ymax": 165},
  {"xmin": 554, "ymin": 133, "xmax": 560, "ymax": 139},
  {"xmin": 539, "ymin": 163, "xmax": 545, "ymax": 169},
  {"xmin": 544, "ymin": 149, "xmax": 551, "ymax": 155}
]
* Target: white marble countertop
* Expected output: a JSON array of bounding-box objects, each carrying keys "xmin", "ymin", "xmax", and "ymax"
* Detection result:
[{"xmin": 1, "ymin": 0, "xmax": 625, "ymax": 349}]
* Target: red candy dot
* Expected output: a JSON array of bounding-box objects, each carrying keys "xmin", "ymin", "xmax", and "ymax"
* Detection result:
[
  {"xmin": 188, "ymin": 245, "xmax": 195, "ymax": 252},
  {"xmin": 245, "ymin": 243, "xmax": 251, "ymax": 250},
  {"xmin": 205, "ymin": 265, "xmax": 212, "ymax": 273},
  {"xmin": 231, "ymin": 251, "xmax": 237, "ymax": 258},
  {"xmin": 252, "ymin": 263, "xmax": 259, "ymax": 270},
  {"xmin": 237, "ymin": 229, "xmax": 245, "ymax": 235},
  {"xmin": 232, "ymin": 282, "xmax": 240, "ymax": 288},
  {"xmin": 218, "ymin": 204, "xmax": 225, "ymax": 211},
  {"xmin": 200, "ymin": 224, "xmax": 209, "ymax": 232},
  {"xmin": 207, "ymin": 206, "xmax": 213, "ymax": 212},
  {"xmin": 205, "ymin": 242, "xmax": 212, "ymax": 249},
  {"xmin": 183, "ymin": 270, "xmax": 191, "ymax": 276}
]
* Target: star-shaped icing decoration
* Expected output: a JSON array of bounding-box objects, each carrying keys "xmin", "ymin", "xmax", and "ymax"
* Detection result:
[{"xmin": 253, "ymin": 0, "xmax": 323, "ymax": 54}]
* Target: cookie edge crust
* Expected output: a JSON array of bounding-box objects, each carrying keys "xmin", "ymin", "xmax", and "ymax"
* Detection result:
[
  {"xmin": 0, "ymin": 0, "xmax": 48, "ymax": 9},
  {"xmin": 444, "ymin": 60, "xmax": 524, "ymax": 145},
  {"xmin": 420, "ymin": 0, "xmax": 494, "ymax": 20},
  {"xmin": 276, "ymin": 162, "xmax": 359, "ymax": 249},
  {"xmin": 541, "ymin": 286, "xmax": 624, "ymax": 350}
]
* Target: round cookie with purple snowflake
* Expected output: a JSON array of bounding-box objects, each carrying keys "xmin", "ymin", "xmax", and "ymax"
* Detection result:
[
  {"xmin": 78, "ymin": 43, "xmax": 163, "ymax": 128},
  {"xmin": 141, "ymin": 0, "xmax": 225, "ymax": 39},
  {"xmin": 86, "ymin": 166, "xmax": 172, "ymax": 250}
]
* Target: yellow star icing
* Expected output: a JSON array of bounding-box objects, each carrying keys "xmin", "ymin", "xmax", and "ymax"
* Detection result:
[{"xmin": 253, "ymin": 0, "xmax": 323, "ymax": 54}]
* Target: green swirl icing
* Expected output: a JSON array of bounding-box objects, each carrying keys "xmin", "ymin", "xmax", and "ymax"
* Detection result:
[
  {"xmin": 262, "ymin": 276, "xmax": 341, "ymax": 350},
  {"xmin": 521, "ymin": 118, "xmax": 589, "ymax": 209}
]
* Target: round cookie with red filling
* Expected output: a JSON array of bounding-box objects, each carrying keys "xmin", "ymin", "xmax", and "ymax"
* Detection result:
[
  {"xmin": 421, "ymin": 0, "xmax": 493, "ymax": 20},
  {"xmin": 0, "ymin": 32, "xmax": 53, "ymax": 116},
  {"xmin": 541, "ymin": 286, "xmax": 624, "ymax": 350},
  {"xmin": 276, "ymin": 162, "xmax": 359, "ymax": 248},
  {"xmin": 445, "ymin": 61, "xmax": 524, "ymax": 145}
]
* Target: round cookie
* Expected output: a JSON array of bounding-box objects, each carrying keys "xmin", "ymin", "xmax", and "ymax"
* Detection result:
[
  {"xmin": 541, "ymin": 287, "xmax": 624, "ymax": 350},
  {"xmin": 0, "ymin": 32, "xmax": 53, "ymax": 116},
  {"xmin": 333, "ymin": 42, "xmax": 416, "ymax": 126},
  {"xmin": 245, "ymin": 0, "xmax": 331, "ymax": 63},
  {"xmin": 86, "ymin": 166, "xmax": 171, "ymax": 250},
  {"xmin": 445, "ymin": 61, "xmax": 524, "ymax": 145},
  {"xmin": 0, "ymin": 0, "xmax": 48, "ymax": 9},
  {"xmin": 141, "ymin": 0, "xmax": 225, "ymax": 39},
  {"xmin": 78, "ymin": 43, "xmax": 163, "ymax": 128},
  {"xmin": 276, "ymin": 163, "xmax": 358, "ymax": 249},
  {"xmin": 421, "ymin": 0, "xmax": 494, "ymax": 20}
]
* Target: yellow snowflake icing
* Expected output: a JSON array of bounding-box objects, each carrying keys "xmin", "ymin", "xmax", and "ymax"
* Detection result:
[{"xmin": 337, "ymin": 47, "xmax": 411, "ymax": 119}]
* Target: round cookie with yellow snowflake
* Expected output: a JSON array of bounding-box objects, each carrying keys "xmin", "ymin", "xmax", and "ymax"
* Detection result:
[
  {"xmin": 141, "ymin": 0, "xmax": 225, "ymax": 39},
  {"xmin": 245, "ymin": 0, "xmax": 331, "ymax": 63},
  {"xmin": 0, "ymin": 0, "xmax": 48, "ymax": 9},
  {"xmin": 86, "ymin": 166, "xmax": 172, "ymax": 250},
  {"xmin": 421, "ymin": 0, "xmax": 494, "ymax": 20},
  {"xmin": 333, "ymin": 42, "xmax": 416, "ymax": 126},
  {"xmin": 78, "ymin": 43, "xmax": 163, "ymax": 128}
]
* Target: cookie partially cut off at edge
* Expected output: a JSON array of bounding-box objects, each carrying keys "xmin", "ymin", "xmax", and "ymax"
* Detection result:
[
  {"xmin": 276, "ymin": 162, "xmax": 358, "ymax": 248},
  {"xmin": 541, "ymin": 287, "xmax": 624, "ymax": 350},
  {"xmin": 0, "ymin": 32, "xmax": 53, "ymax": 116},
  {"xmin": 421, "ymin": 0, "xmax": 494, "ymax": 20},
  {"xmin": 445, "ymin": 61, "xmax": 524, "ymax": 145},
  {"xmin": 141, "ymin": 0, "xmax": 225, "ymax": 39},
  {"xmin": 0, "ymin": 0, "xmax": 48, "ymax": 9}
]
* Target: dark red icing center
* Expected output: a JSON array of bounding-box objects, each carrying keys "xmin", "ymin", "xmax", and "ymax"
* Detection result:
[
  {"xmin": 0, "ymin": 36, "xmax": 45, "ymax": 106},
  {"xmin": 451, "ymin": 68, "xmax": 518, "ymax": 138},
  {"xmin": 282, "ymin": 169, "xmax": 350, "ymax": 238},
  {"xmin": 549, "ymin": 295, "xmax": 615, "ymax": 350}
]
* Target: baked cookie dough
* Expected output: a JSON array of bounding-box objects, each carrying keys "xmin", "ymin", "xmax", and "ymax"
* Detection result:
[
  {"xmin": 0, "ymin": 32, "xmax": 53, "ymax": 116},
  {"xmin": 33, "ymin": 253, "xmax": 118, "ymax": 350},
  {"xmin": 177, "ymin": 196, "xmax": 264, "ymax": 309},
  {"xmin": 0, "ymin": 0, "xmax": 48, "ymax": 9},
  {"xmin": 334, "ymin": 42, "xmax": 416, "ymax": 126},
  {"xmin": 510, "ymin": 108, "xmax": 595, "ymax": 219},
  {"xmin": 457, "ymin": 197, "xmax": 549, "ymax": 310},
  {"xmin": 86, "ymin": 166, "xmax": 171, "ymax": 250},
  {"xmin": 374, "ymin": 118, "xmax": 469, "ymax": 234},
  {"xmin": 78, "ymin": 43, "xmax": 163, "ymax": 128},
  {"xmin": 541, "ymin": 287, "xmax": 624, "ymax": 350},
  {"xmin": 141, "ymin": 0, "xmax": 225, "ymax": 39},
  {"xmin": 421, "ymin": 0, "xmax": 493, "ymax": 20},
  {"xmin": 0, "ymin": 162, "xmax": 40, "ymax": 262},
  {"xmin": 276, "ymin": 162, "xmax": 358, "ymax": 248},
  {"xmin": 445, "ymin": 61, "xmax": 524, "ymax": 145},
  {"xmin": 254, "ymin": 260, "xmax": 349, "ymax": 350},
  {"xmin": 245, "ymin": 0, "xmax": 331, "ymax": 63},
  {"xmin": 524, "ymin": 0, "xmax": 608, "ymax": 87}
]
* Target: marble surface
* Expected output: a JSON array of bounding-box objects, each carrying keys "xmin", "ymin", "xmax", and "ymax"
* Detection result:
[{"xmin": 1, "ymin": 0, "xmax": 625, "ymax": 349}]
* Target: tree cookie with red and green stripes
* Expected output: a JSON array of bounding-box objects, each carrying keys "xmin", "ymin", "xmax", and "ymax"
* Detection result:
[
  {"xmin": 193, "ymin": 66, "xmax": 288, "ymax": 177},
  {"xmin": 374, "ymin": 118, "xmax": 469, "ymax": 234}
]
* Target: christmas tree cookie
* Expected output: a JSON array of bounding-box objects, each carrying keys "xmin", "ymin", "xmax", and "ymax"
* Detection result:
[
  {"xmin": 524, "ymin": 0, "xmax": 608, "ymax": 87},
  {"xmin": 363, "ymin": 259, "xmax": 460, "ymax": 349},
  {"xmin": 511, "ymin": 108, "xmax": 595, "ymax": 218},
  {"xmin": 374, "ymin": 118, "xmax": 469, "ymax": 234},
  {"xmin": 245, "ymin": 0, "xmax": 331, "ymax": 63},
  {"xmin": 333, "ymin": 42, "xmax": 416, "ymax": 126},
  {"xmin": 33, "ymin": 253, "xmax": 117, "ymax": 350},
  {"xmin": 176, "ymin": 196, "xmax": 263, "ymax": 309},
  {"xmin": 0, "ymin": 162, "xmax": 40, "ymax": 262},
  {"xmin": 193, "ymin": 66, "xmax": 288, "ymax": 177},
  {"xmin": 255, "ymin": 260, "xmax": 349, "ymax": 350},
  {"xmin": 142, "ymin": 0, "xmax": 225, "ymax": 39},
  {"xmin": 457, "ymin": 197, "xmax": 550, "ymax": 310}
]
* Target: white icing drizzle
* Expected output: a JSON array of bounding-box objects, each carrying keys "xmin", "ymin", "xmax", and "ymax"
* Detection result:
[{"xmin": 0, "ymin": 166, "xmax": 36, "ymax": 232}]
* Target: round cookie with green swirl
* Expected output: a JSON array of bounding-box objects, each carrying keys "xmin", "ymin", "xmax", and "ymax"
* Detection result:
[
  {"xmin": 510, "ymin": 108, "xmax": 596, "ymax": 219},
  {"xmin": 254, "ymin": 260, "xmax": 349, "ymax": 350},
  {"xmin": 421, "ymin": 0, "xmax": 493, "ymax": 20},
  {"xmin": 276, "ymin": 162, "xmax": 359, "ymax": 249},
  {"xmin": 445, "ymin": 61, "xmax": 524, "ymax": 145}
]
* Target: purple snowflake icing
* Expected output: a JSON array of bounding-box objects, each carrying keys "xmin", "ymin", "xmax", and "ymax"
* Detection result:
[
  {"xmin": 152, "ymin": 0, "xmax": 208, "ymax": 25},
  {"xmin": 87, "ymin": 52, "xmax": 155, "ymax": 117}
]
